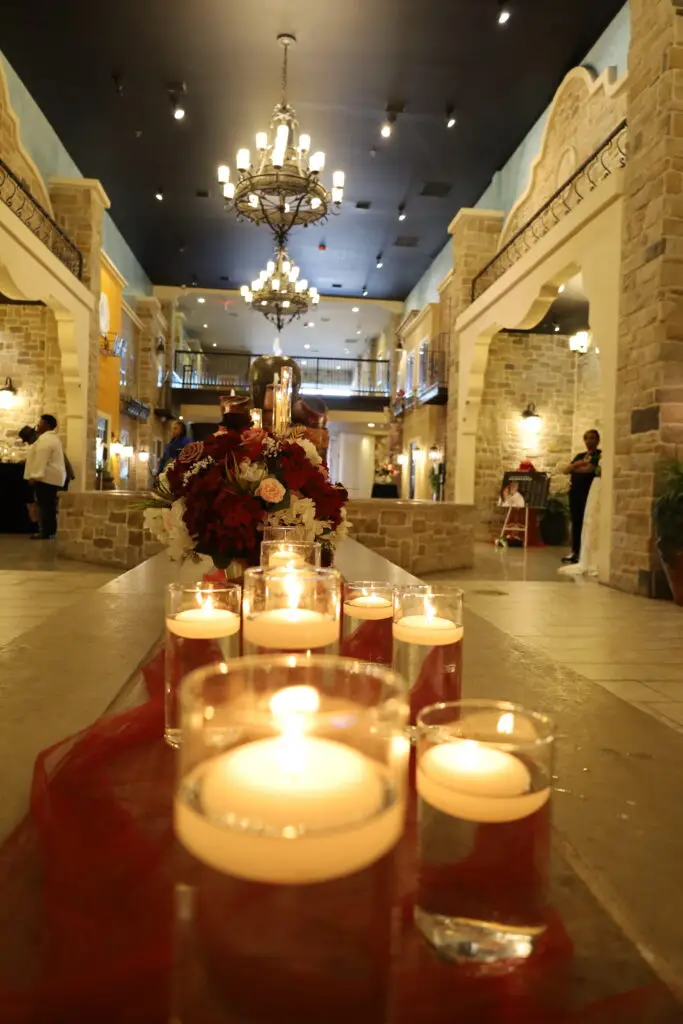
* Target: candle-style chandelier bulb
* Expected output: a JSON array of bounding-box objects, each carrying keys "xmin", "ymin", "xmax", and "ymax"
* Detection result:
[{"xmin": 241, "ymin": 248, "xmax": 319, "ymax": 331}]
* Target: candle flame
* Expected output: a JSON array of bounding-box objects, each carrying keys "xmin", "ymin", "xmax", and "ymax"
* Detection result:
[
  {"xmin": 424, "ymin": 591, "xmax": 435, "ymax": 622},
  {"xmin": 270, "ymin": 685, "xmax": 320, "ymax": 775},
  {"xmin": 199, "ymin": 594, "xmax": 215, "ymax": 615},
  {"xmin": 283, "ymin": 571, "xmax": 303, "ymax": 610},
  {"xmin": 497, "ymin": 712, "xmax": 515, "ymax": 735}
]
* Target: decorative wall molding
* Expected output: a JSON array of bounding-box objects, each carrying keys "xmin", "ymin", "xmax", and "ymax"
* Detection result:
[
  {"xmin": 0, "ymin": 60, "xmax": 53, "ymax": 215},
  {"xmin": 499, "ymin": 65, "xmax": 627, "ymax": 249}
]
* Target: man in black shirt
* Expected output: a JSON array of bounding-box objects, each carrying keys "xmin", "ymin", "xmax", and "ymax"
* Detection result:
[{"xmin": 561, "ymin": 429, "xmax": 602, "ymax": 564}]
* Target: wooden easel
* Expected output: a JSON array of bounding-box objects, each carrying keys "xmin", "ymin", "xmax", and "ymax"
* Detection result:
[{"xmin": 497, "ymin": 506, "xmax": 530, "ymax": 549}]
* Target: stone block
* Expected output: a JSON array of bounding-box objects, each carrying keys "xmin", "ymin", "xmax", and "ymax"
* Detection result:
[{"xmin": 93, "ymin": 538, "xmax": 113, "ymax": 549}]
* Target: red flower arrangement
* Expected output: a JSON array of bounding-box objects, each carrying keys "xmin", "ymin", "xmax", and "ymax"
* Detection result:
[{"xmin": 142, "ymin": 427, "xmax": 350, "ymax": 570}]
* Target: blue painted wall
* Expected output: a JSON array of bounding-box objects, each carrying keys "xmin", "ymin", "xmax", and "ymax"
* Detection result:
[
  {"xmin": 405, "ymin": 3, "xmax": 630, "ymax": 313},
  {"xmin": 0, "ymin": 51, "xmax": 152, "ymax": 299}
]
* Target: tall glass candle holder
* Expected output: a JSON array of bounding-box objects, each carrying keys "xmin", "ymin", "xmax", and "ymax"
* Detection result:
[
  {"xmin": 261, "ymin": 524, "xmax": 306, "ymax": 543},
  {"xmin": 242, "ymin": 567, "xmax": 341, "ymax": 655},
  {"xmin": 165, "ymin": 583, "xmax": 241, "ymax": 748},
  {"xmin": 260, "ymin": 540, "xmax": 321, "ymax": 570},
  {"xmin": 341, "ymin": 581, "xmax": 394, "ymax": 666},
  {"xmin": 173, "ymin": 655, "xmax": 409, "ymax": 1024},
  {"xmin": 415, "ymin": 700, "xmax": 554, "ymax": 964},
  {"xmin": 393, "ymin": 585, "xmax": 464, "ymax": 724}
]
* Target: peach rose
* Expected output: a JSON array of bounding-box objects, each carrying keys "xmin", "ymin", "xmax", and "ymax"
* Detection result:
[{"xmin": 256, "ymin": 476, "xmax": 286, "ymax": 504}]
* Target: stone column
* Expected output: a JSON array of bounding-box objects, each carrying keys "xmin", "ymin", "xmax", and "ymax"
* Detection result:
[
  {"xmin": 136, "ymin": 297, "xmax": 169, "ymax": 476},
  {"xmin": 444, "ymin": 209, "xmax": 504, "ymax": 502},
  {"xmin": 49, "ymin": 178, "xmax": 110, "ymax": 488},
  {"xmin": 612, "ymin": 0, "xmax": 683, "ymax": 596}
]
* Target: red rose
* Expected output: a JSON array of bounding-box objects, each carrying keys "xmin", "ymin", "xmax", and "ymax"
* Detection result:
[
  {"xmin": 279, "ymin": 442, "xmax": 319, "ymax": 492},
  {"xmin": 178, "ymin": 441, "xmax": 204, "ymax": 463}
]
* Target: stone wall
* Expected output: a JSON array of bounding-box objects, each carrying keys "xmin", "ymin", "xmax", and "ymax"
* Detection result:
[
  {"xmin": 57, "ymin": 491, "xmax": 162, "ymax": 570},
  {"xmin": 574, "ymin": 346, "xmax": 603, "ymax": 450},
  {"xmin": 347, "ymin": 499, "xmax": 475, "ymax": 576},
  {"xmin": 474, "ymin": 331, "xmax": 576, "ymax": 537},
  {"xmin": 611, "ymin": 0, "xmax": 683, "ymax": 597},
  {"xmin": 0, "ymin": 304, "xmax": 66, "ymax": 442}
]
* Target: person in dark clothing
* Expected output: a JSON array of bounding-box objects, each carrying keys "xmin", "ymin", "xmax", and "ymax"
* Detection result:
[
  {"xmin": 158, "ymin": 420, "xmax": 191, "ymax": 474},
  {"xmin": 562, "ymin": 429, "xmax": 602, "ymax": 564}
]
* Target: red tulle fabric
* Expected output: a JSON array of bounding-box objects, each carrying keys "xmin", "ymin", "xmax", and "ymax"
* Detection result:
[{"xmin": 0, "ymin": 643, "xmax": 670, "ymax": 1023}]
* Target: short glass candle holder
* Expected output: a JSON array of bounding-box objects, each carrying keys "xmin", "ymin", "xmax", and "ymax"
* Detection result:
[
  {"xmin": 415, "ymin": 700, "xmax": 554, "ymax": 964},
  {"xmin": 261, "ymin": 524, "xmax": 306, "ymax": 543},
  {"xmin": 242, "ymin": 567, "xmax": 341, "ymax": 655},
  {"xmin": 260, "ymin": 540, "xmax": 322, "ymax": 570},
  {"xmin": 393, "ymin": 585, "xmax": 464, "ymax": 724},
  {"xmin": 341, "ymin": 581, "xmax": 394, "ymax": 666},
  {"xmin": 173, "ymin": 655, "xmax": 410, "ymax": 1024},
  {"xmin": 165, "ymin": 583, "xmax": 241, "ymax": 748}
]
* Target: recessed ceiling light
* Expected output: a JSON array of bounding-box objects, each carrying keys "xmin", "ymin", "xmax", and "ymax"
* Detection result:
[
  {"xmin": 398, "ymin": 206, "xmax": 406, "ymax": 222},
  {"xmin": 554, "ymin": 324, "xmax": 560, "ymax": 333},
  {"xmin": 173, "ymin": 104, "xmax": 186, "ymax": 120},
  {"xmin": 558, "ymin": 284, "xmax": 566, "ymax": 294},
  {"xmin": 362, "ymin": 286, "xmax": 368, "ymax": 297},
  {"xmin": 356, "ymin": 329, "xmax": 361, "ymax": 335},
  {"xmin": 306, "ymin": 321, "xmax": 315, "ymax": 328},
  {"xmin": 376, "ymin": 254, "xmax": 383, "ymax": 269},
  {"xmin": 301, "ymin": 359, "xmax": 307, "ymax": 366},
  {"xmin": 212, "ymin": 342, "xmax": 217, "ymax": 347},
  {"xmin": 352, "ymin": 306, "xmax": 359, "ymax": 313},
  {"xmin": 155, "ymin": 190, "xmax": 163, "ymax": 201},
  {"xmin": 336, "ymin": 364, "xmax": 341, "ymax": 370},
  {"xmin": 203, "ymin": 323, "xmax": 208, "ymax": 329},
  {"xmin": 447, "ymin": 117, "xmax": 456, "ymax": 128},
  {"xmin": 344, "ymin": 348, "xmax": 349, "ymax": 354},
  {"xmin": 380, "ymin": 121, "xmax": 392, "ymax": 139},
  {"xmin": 197, "ymin": 296, "xmax": 205, "ymax": 303},
  {"xmin": 368, "ymin": 422, "xmax": 376, "ymax": 428},
  {"xmin": 304, "ymin": 343, "xmax": 311, "ymax": 350},
  {"xmin": 498, "ymin": 3, "xmax": 511, "ymax": 25}
]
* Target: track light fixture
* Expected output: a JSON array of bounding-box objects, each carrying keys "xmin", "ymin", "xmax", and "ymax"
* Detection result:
[
  {"xmin": 398, "ymin": 205, "xmax": 406, "ymax": 222},
  {"xmin": 168, "ymin": 81, "xmax": 187, "ymax": 120},
  {"xmin": 380, "ymin": 113, "xmax": 396, "ymax": 139},
  {"xmin": 155, "ymin": 190, "xmax": 163, "ymax": 201},
  {"xmin": 376, "ymin": 254, "xmax": 383, "ymax": 269},
  {"xmin": 446, "ymin": 106, "xmax": 456, "ymax": 129},
  {"xmin": 362, "ymin": 285, "xmax": 368, "ymax": 297},
  {"xmin": 497, "ymin": 2, "xmax": 511, "ymax": 25}
]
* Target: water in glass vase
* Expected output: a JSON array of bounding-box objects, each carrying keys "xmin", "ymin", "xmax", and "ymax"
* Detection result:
[
  {"xmin": 416, "ymin": 754, "xmax": 551, "ymax": 964},
  {"xmin": 173, "ymin": 761, "xmax": 403, "ymax": 1024},
  {"xmin": 164, "ymin": 632, "xmax": 240, "ymax": 748}
]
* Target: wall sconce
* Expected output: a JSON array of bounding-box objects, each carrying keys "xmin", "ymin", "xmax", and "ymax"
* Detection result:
[
  {"xmin": 428, "ymin": 445, "xmax": 443, "ymax": 463},
  {"xmin": 521, "ymin": 403, "xmax": 540, "ymax": 420},
  {"xmin": 121, "ymin": 444, "xmax": 134, "ymax": 458},
  {"xmin": 0, "ymin": 377, "xmax": 18, "ymax": 410},
  {"xmin": 396, "ymin": 453, "xmax": 408, "ymax": 466},
  {"xmin": 138, "ymin": 449, "xmax": 150, "ymax": 463},
  {"xmin": 569, "ymin": 330, "xmax": 591, "ymax": 354},
  {"xmin": 110, "ymin": 440, "xmax": 123, "ymax": 457},
  {"xmin": 413, "ymin": 447, "xmax": 425, "ymax": 461}
]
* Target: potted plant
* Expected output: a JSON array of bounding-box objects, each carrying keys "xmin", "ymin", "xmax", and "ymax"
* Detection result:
[
  {"xmin": 654, "ymin": 460, "xmax": 683, "ymax": 605},
  {"xmin": 539, "ymin": 494, "xmax": 569, "ymax": 546}
]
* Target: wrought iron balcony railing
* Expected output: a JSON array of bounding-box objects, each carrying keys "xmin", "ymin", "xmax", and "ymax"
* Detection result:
[
  {"xmin": 471, "ymin": 119, "xmax": 628, "ymax": 302},
  {"xmin": 174, "ymin": 351, "xmax": 391, "ymax": 398},
  {"xmin": 0, "ymin": 157, "xmax": 83, "ymax": 280}
]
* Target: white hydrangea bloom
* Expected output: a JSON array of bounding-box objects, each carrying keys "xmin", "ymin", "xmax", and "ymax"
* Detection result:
[
  {"xmin": 145, "ymin": 500, "xmax": 195, "ymax": 561},
  {"xmin": 297, "ymin": 438, "xmax": 322, "ymax": 466},
  {"xmin": 238, "ymin": 459, "xmax": 267, "ymax": 484}
]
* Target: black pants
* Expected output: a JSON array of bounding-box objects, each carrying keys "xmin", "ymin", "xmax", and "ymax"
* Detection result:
[
  {"xmin": 34, "ymin": 482, "xmax": 60, "ymax": 538},
  {"xmin": 569, "ymin": 489, "xmax": 587, "ymax": 559}
]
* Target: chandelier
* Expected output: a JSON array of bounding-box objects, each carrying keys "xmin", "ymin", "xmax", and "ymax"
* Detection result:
[
  {"xmin": 241, "ymin": 247, "xmax": 319, "ymax": 331},
  {"xmin": 216, "ymin": 34, "xmax": 344, "ymax": 243}
]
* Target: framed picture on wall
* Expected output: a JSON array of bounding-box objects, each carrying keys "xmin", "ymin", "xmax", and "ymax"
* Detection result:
[{"xmin": 498, "ymin": 471, "xmax": 550, "ymax": 510}]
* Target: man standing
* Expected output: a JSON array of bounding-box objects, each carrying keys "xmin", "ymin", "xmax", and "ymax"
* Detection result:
[
  {"xmin": 562, "ymin": 429, "xmax": 602, "ymax": 565},
  {"xmin": 24, "ymin": 414, "xmax": 66, "ymax": 540}
]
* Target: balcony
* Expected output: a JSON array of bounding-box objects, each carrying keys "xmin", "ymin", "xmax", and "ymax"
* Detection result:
[
  {"xmin": 173, "ymin": 351, "xmax": 391, "ymax": 411},
  {"xmin": 392, "ymin": 337, "xmax": 449, "ymax": 416}
]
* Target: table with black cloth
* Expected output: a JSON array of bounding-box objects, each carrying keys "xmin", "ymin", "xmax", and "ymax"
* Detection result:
[
  {"xmin": 371, "ymin": 482, "xmax": 400, "ymax": 498},
  {"xmin": 0, "ymin": 461, "xmax": 32, "ymax": 534}
]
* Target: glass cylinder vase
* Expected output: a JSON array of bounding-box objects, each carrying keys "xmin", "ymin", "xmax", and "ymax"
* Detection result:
[
  {"xmin": 164, "ymin": 583, "xmax": 241, "ymax": 748},
  {"xmin": 173, "ymin": 654, "xmax": 410, "ymax": 1024},
  {"xmin": 414, "ymin": 700, "xmax": 554, "ymax": 964},
  {"xmin": 242, "ymin": 567, "xmax": 341, "ymax": 656},
  {"xmin": 393, "ymin": 584, "xmax": 464, "ymax": 724},
  {"xmin": 260, "ymin": 540, "xmax": 322, "ymax": 570},
  {"xmin": 341, "ymin": 580, "xmax": 394, "ymax": 666}
]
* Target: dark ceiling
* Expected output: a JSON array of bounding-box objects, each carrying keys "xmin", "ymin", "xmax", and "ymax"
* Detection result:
[{"xmin": 2, "ymin": 0, "xmax": 625, "ymax": 301}]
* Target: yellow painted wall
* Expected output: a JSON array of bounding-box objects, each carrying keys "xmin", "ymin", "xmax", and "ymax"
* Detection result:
[
  {"xmin": 98, "ymin": 260, "xmax": 124, "ymax": 437},
  {"xmin": 399, "ymin": 405, "xmax": 446, "ymax": 500}
]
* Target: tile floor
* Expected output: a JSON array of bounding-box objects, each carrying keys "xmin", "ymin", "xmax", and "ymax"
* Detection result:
[
  {"xmin": 0, "ymin": 536, "xmax": 117, "ymax": 648},
  {"xmin": 425, "ymin": 544, "xmax": 683, "ymax": 734}
]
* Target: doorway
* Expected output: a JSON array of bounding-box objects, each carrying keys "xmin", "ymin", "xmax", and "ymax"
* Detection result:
[{"xmin": 409, "ymin": 442, "xmax": 419, "ymax": 499}]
